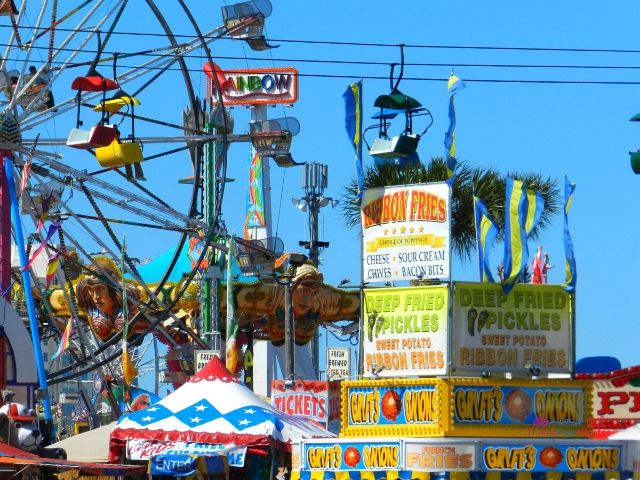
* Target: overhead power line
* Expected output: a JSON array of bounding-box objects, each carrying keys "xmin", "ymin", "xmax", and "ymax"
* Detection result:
[{"xmin": 3, "ymin": 23, "xmax": 640, "ymax": 55}]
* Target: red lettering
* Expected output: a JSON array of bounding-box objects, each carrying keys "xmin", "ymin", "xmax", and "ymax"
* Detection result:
[{"xmin": 597, "ymin": 392, "xmax": 628, "ymax": 416}]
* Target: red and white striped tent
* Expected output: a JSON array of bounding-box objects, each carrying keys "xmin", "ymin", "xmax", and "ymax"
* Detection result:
[{"xmin": 109, "ymin": 355, "xmax": 334, "ymax": 461}]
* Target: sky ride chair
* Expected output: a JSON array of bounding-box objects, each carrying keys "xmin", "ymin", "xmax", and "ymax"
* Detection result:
[
  {"xmin": 221, "ymin": 0, "xmax": 278, "ymax": 51},
  {"xmin": 66, "ymin": 34, "xmax": 120, "ymax": 150},
  {"xmin": 250, "ymin": 116, "xmax": 305, "ymax": 168},
  {"xmin": 234, "ymin": 236, "xmax": 284, "ymax": 278},
  {"xmin": 364, "ymin": 47, "xmax": 433, "ymax": 168}
]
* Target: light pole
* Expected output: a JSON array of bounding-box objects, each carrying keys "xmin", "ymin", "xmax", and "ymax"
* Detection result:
[{"xmin": 292, "ymin": 163, "xmax": 337, "ymax": 380}]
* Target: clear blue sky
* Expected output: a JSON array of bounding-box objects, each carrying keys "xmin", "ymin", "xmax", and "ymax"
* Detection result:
[{"xmin": 13, "ymin": 1, "xmax": 640, "ymax": 373}]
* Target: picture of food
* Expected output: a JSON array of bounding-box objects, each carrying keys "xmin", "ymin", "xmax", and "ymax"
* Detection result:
[
  {"xmin": 343, "ymin": 447, "xmax": 361, "ymax": 467},
  {"xmin": 504, "ymin": 389, "xmax": 532, "ymax": 422},
  {"xmin": 381, "ymin": 389, "xmax": 402, "ymax": 421},
  {"xmin": 539, "ymin": 447, "xmax": 563, "ymax": 468}
]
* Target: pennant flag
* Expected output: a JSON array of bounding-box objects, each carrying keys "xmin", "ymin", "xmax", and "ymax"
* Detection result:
[
  {"xmin": 36, "ymin": 191, "xmax": 55, "ymax": 232},
  {"xmin": 343, "ymin": 80, "xmax": 364, "ymax": 200},
  {"xmin": 444, "ymin": 74, "xmax": 465, "ymax": 185},
  {"xmin": 120, "ymin": 236, "xmax": 137, "ymax": 386},
  {"xmin": 45, "ymin": 252, "xmax": 61, "ymax": 288},
  {"xmin": 19, "ymin": 133, "xmax": 39, "ymax": 197},
  {"xmin": 563, "ymin": 176, "xmax": 577, "ymax": 292},
  {"xmin": 524, "ymin": 187, "xmax": 545, "ymax": 235},
  {"xmin": 473, "ymin": 195, "xmax": 499, "ymax": 282},
  {"xmin": 226, "ymin": 236, "xmax": 240, "ymax": 375},
  {"xmin": 23, "ymin": 221, "xmax": 60, "ymax": 271},
  {"xmin": 51, "ymin": 318, "xmax": 73, "ymax": 360},
  {"xmin": 502, "ymin": 178, "xmax": 529, "ymax": 294}
]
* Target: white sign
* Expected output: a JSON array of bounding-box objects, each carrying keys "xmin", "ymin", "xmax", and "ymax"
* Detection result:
[
  {"xmin": 194, "ymin": 350, "xmax": 220, "ymax": 372},
  {"xmin": 452, "ymin": 282, "xmax": 573, "ymax": 375},
  {"xmin": 361, "ymin": 182, "xmax": 450, "ymax": 283},
  {"xmin": 404, "ymin": 441, "xmax": 476, "ymax": 471},
  {"xmin": 362, "ymin": 286, "xmax": 449, "ymax": 377},
  {"xmin": 327, "ymin": 348, "xmax": 350, "ymax": 380},
  {"xmin": 127, "ymin": 439, "xmax": 246, "ymax": 466}
]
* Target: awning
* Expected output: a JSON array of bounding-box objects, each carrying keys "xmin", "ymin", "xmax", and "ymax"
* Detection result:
[
  {"xmin": 291, "ymin": 472, "xmax": 637, "ymax": 480},
  {"xmin": 0, "ymin": 455, "xmax": 144, "ymax": 477}
]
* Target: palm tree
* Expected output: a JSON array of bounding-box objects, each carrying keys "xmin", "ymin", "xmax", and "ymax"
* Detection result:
[{"xmin": 340, "ymin": 157, "xmax": 560, "ymax": 261}]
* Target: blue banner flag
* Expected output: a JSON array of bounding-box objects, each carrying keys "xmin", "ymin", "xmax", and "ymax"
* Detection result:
[
  {"xmin": 525, "ymin": 187, "xmax": 545, "ymax": 235},
  {"xmin": 444, "ymin": 74, "xmax": 465, "ymax": 185},
  {"xmin": 563, "ymin": 176, "xmax": 577, "ymax": 292},
  {"xmin": 474, "ymin": 195, "xmax": 500, "ymax": 282},
  {"xmin": 502, "ymin": 178, "xmax": 529, "ymax": 294},
  {"xmin": 343, "ymin": 81, "xmax": 364, "ymax": 200}
]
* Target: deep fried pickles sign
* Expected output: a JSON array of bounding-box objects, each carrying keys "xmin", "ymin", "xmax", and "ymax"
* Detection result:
[
  {"xmin": 453, "ymin": 282, "xmax": 572, "ymax": 374},
  {"xmin": 361, "ymin": 183, "xmax": 450, "ymax": 283},
  {"xmin": 363, "ymin": 286, "xmax": 449, "ymax": 377}
]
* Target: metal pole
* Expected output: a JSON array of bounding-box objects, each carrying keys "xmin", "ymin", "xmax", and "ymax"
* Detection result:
[
  {"xmin": 308, "ymin": 195, "xmax": 320, "ymax": 265},
  {"xmin": 284, "ymin": 273, "xmax": 294, "ymax": 383},
  {"xmin": 2, "ymin": 155, "xmax": 54, "ymax": 438}
]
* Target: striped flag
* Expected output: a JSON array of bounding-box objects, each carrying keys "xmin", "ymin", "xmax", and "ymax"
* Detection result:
[
  {"xmin": 525, "ymin": 188, "xmax": 545, "ymax": 235},
  {"xmin": 473, "ymin": 195, "xmax": 499, "ymax": 282},
  {"xmin": 45, "ymin": 253, "xmax": 61, "ymax": 288},
  {"xmin": 502, "ymin": 178, "xmax": 529, "ymax": 294},
  {"xmin": 19, "ymin": 133, "xmax": 39, "ymax": 197},
  {"xmin": 23, "ymin": 221, "xmax": 61, "ymax": 271},
  {"xmin": 51, "ymin": 318, "xmax": 73, "ymax": 360},
  {"xmin": 225, "ymin": 236, "xmax": 240, "ymax": 375},
  {"xmin": 444, "ymin": 74, "xmax": 465, "ymax": 185},
  {"xmin": 531, "ymin": 246, "xmax": 543, "ymax": 284},
  {"xmin": 563, "ymin": 176, "xmax": 577, "ymax": 292},
  {"xmin": 343, "ymin": 81, "xmax": 364, "ymax": 200}
]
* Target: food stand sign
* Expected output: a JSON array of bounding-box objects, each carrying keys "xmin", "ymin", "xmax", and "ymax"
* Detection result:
[
  {"xmin": 272, "ymin": 380, "xmax": 341, "ymax": 433},
  {"xmin": 481, "ymin": 442, "xmax": 622, "ymax": 472},
  {"xmin": 341, "ymin": 378, "xmax": 444, "ymax": 437},
  {"xmin": 327, "ymin": 348, "xmax": 350, "ymax": 380},
  {"xmin": 404, "ymin": 441, "xmax": 476, "ymax": 472},
  {"xmin": 360, "ymin": 183, "xmax": 450, "ymax": 283},
  {"xmin": 362, "ymin": 285, "xmax": 449, "ymax": 377},
  {"xmin": 452, "ymin": 282, "xmax": 573, "ymax": 375},
  {"xmin": 302, "ymin": 439, "xmax": 402, "ymax": 471}
]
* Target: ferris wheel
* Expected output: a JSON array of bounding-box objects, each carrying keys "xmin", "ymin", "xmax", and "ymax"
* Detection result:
[{"xmin": 0, "ymin": 0, "xmax": 275, "ymax": 418}]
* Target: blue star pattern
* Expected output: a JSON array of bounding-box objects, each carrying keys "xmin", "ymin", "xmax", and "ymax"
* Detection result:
[
  {"xmin": 174, "ymin": 400, "xmax": 221, "ymax": 428},
  {"xmin": 127, "ymin": 404, "xmax": 173, "ymax": 426},
  {"xmin": 223, "ymin": 406, "xmax": 276, "ymax": 431}
]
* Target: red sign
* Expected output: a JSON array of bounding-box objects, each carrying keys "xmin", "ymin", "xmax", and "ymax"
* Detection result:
[{"xmin": 272, "ymin": 380, "xmax": 341, "ymax": 433}]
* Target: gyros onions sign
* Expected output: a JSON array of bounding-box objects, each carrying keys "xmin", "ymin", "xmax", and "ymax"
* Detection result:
[{"xmin": 361, "ymin": 183, "xmax": 450, "ymax": 283}]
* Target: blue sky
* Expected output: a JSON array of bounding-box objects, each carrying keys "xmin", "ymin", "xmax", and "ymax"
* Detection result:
[{"xmin": 12, "ymin": 1, "xmax": 640, "ymax": 374}]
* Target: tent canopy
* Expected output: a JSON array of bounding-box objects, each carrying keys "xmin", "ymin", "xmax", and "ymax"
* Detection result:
[
  {"xmin": 110, "ymin": 356, "xmax": 334, "ymax": 461},
  {"xmin": 49, "ymin": 421, "xmax": 116, "ymax": 462}
]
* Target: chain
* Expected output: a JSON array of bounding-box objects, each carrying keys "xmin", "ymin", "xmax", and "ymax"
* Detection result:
[{"xmin": 79, "ymin": 180, "xmax": 141, "ymax": 279}]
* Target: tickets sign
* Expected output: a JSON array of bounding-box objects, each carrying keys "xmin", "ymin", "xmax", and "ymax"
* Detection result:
[
  {"xmin": 272, "ymin": 380, "xmax": 341, "ymax": 433},
  {"xmin": 303, "ymin": 440, "xmax": 402, "ymax": 471},
  {"xmin": 404, "ymin": 442, "xmax": 476, "ymax": 471},
  {"xmin": 360, "ymin": 183, "xmax": 450, "ymax": 283},
  {"xmin": 481, "ymin": 443, "xmax": 622, "ymax": 472},
  {"xmin": 452, "ymin": 282, "xmax": 572, "ymax": 375},
  {"xmin": 341, "ymin": 378, "xmax": 443, "ymax": 437},
  {"xmin": 362, "ymin": 286, "xmax": 449, "ymax": 377}
]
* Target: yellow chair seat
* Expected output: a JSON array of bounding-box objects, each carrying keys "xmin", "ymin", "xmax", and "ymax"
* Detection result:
[
  {"xmin": 93, "ymin": 95, "xmax": 141, "ymax": 113},
  {"xmin": 95, "ymin": 139, "xmax": 143, "ymax": 168}
]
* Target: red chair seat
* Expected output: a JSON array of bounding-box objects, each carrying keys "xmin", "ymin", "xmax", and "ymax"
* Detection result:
[{"xmin": 71, "ymin": 75, "xmax": 118, "ymax": 92}]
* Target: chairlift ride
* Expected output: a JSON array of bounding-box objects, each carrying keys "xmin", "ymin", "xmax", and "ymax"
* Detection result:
[
  {"xmin": 221, "ymin": 0, "xmax": 278, "ymax": 51},
  {"xmin": 234, "ymin": 236, "xmax": 284, "ymax": 277},
  {"xmin": 250, "ymin": 116, "xmax": 304, "ymax": 167},
  {"xmin": 364, "ymin": 46, "xmax": 433, "ymax": 165}
]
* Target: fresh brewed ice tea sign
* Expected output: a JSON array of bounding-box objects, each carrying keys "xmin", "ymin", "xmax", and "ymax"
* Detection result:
[
  {"xmin": 361, "ymin": 183, "xmax": 450, "ymax": 283},
  {"xmin": 327, "ymin": 348, "xmax": 350, "ymax": 380}
]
